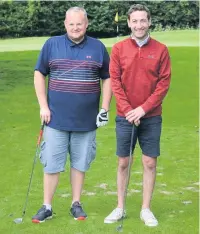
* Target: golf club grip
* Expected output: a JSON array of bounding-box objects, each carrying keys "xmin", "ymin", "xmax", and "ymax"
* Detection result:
[{"xmin": 37, "ymin": 123, "xmax": 45, "ymax": 146}]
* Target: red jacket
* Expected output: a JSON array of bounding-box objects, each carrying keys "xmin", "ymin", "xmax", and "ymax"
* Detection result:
[{"xmin": 109, "ymin": 37, "xmax": 171, "ymax": 118}]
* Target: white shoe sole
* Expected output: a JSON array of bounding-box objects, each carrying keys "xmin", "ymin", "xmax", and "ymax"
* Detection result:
[
  {"xmin": 104, "ymin": 215, "xmax": 125, "ymax": 224},
  {"xmin": 140, "ymin": 217, "xmax": 158, "ymax": 227},
  {"xmin": 104, "ymin": 219, "xmax": 118, "ymax": 224}
]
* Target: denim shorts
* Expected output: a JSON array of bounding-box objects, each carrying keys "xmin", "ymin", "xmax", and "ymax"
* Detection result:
[
  {"xmin": 116, "ymin": 115, "xmax": 162, "ymax": 157},
  {"xmin": 39, "ymin": 126, "xmax": 96, "ymax": 173}
]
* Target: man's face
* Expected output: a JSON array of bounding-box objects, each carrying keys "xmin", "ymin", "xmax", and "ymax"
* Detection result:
[
  {"xmin": 127, "ymin": 10, "xmax": 151, "ymax": 40},
  {"xmin": 64, "ymin": 11, "xmax": 88, "ymax": 42}
]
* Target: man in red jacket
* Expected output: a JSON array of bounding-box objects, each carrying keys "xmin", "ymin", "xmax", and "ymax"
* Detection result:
[{"xmin": 104, "ymin": 4, "xmax": 171, "ymax": 226}]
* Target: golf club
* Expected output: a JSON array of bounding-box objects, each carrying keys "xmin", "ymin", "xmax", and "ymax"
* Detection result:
[
  {"xmin": 116, "ymin": 124, "xmax": 136, "ymax": 232},
  {"xmin": 14, "ymin": 122, "xmax": 45, "ymax": 224}
]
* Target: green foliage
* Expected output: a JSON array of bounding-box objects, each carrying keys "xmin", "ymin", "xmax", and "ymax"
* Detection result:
[{"xmin": 0, "ymin": 1, "xmax": 199, "ymax": 38}]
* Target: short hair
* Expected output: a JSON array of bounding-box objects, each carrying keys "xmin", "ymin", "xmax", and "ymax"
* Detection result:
[
  {"xmin": 65, "ymin": 7, "xmax": 88, "ymax": 20},
  {"xmin": 127, "ymin": 4, "xmax": 151, "ymax": 20}
]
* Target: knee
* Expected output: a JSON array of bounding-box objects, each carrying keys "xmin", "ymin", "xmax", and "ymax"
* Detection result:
[
  {"xmin": 142, "ymin": 156, "xmax": 157, "ymax": 170},
  {"xmin": 118, "ymin": 157, "xmax": 133, "ymax": 170}
]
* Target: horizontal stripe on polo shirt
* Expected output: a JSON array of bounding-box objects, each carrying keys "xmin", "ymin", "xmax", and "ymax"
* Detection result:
[
  {"xmin": 49, "ymin": 79, "xmax": 100, "ymax": 93},
  {"xmin": 49, "ymin": 58, "xmax": 101, "ymax": 93}
]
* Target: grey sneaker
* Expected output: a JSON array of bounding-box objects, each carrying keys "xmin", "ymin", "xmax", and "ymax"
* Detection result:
[
  {"xmin": 70, "ymin": 201, "xmax": 87, "ymax": 220},
  {"xmin": 32, "ymin": 205, "xmax": 53, "ymax": 223}
]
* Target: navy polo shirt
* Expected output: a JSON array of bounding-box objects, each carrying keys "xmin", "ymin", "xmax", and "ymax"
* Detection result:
[{"xmin": 35, "ymin": 34, "xmax": 110, "ymax": 131}]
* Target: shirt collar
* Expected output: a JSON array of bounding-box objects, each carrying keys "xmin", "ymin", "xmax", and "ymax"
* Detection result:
[
  {"xmin": 65, "ymin": 34, "xmax": 87, "ymax": 48},
  {"xmin": 131, "ymin": 34, "xmax": 150, "ymax": 47}
]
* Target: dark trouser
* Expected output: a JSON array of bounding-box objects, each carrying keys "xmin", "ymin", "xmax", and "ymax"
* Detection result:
[{"xmin": 116, "ymin": 115, "xmax": 162, "ymax": 157}]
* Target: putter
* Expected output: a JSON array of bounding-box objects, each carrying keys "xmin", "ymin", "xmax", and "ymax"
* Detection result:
[
  {"xmin": 116, "ymin": 124, "xmax": 136, "ymax": 232},
  {"xmin": 14, "ymin": 123, "xmax": 45, "ymax": 224}
]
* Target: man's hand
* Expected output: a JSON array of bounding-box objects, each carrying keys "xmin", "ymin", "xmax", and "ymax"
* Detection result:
[
  {"xmin": 125, "ymin": 106, "xmax": 145, "ymax": 124},
  {"xmin": 40, "ymin": 107, "xmax": 51, "ymax": 124},
  {"xmin": 96, "ymin": 108, "xmax": 109, "ymax": 127},
  {"xmin": 134, "ymin": 119, "xmax": 140, "ymax": 127}
]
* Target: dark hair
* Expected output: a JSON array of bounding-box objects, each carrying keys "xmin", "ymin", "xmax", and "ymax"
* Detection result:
[{"xmin": 127, "ymin": 4, "xmax": 151, "ymax": 20}]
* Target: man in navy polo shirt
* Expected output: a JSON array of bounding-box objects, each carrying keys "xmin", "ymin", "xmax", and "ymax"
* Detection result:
[{"xmin": 32, "ymin": 6, "xmax": 112, "ymax": 223}]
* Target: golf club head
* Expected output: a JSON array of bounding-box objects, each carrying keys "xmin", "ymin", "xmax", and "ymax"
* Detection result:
[
  {"xmin": 13, "ymin": 218, "xmax": 23, "ymax": 224},
  {"xmin": 116, "ymin": 224, "xmax": 123, "ymax": 232}
]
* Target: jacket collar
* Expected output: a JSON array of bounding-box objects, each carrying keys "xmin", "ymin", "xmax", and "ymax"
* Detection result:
[{"xmin": 130, "ymin": 34, "xmax": 151, "ymax": 47}]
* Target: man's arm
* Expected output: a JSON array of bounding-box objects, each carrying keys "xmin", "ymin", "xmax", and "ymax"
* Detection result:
[
  {"xmin": 110, "ymin": 44, "xmax": 133, "ymax": 115},
  {"xmin": 101, "ymin": 78, "xmax": 112, "ymax": 111},
  {"xmin": 141, "ymin": 47, "xmax": 171, "ymax": 113},
  {"xmin": 34, "ymin": 70, "xmax": 51, "ymax": 124},
  {"xmin": 126, "ymin": 47, "xmax": 171, "ymax": 123},
  {"xmin": 96, "ymin": 44, "xmax": 112, "ymax": 128},
  {"xmin": 96, "ymin": 77, "xmax": 112, "ymax": 127},
  {"xmin": 96, "ymin": 78, "xmax": 112, "ymax": 127}
]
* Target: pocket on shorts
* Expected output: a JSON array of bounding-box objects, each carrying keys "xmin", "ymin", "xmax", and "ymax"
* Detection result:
[
  {"xmin": 115, "ymin": 115, "xmax": 125, "ymax": 123},
  {"xmin": 39, "ymin": 141, "xmax": 47, "ymax": 167},
  {"xmin": 87, "ymin": 140, "xmax": 96, "ymax": 165},
  {"xmin": 146, "ymin": 116, "xmax": 162, "ymax": 125},
  {"xmin": 115, "ymin": 116, "xmax": 131, "ymax": 134}
]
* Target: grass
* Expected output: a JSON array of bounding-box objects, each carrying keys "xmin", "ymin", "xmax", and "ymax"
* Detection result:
[
  {"xmin": 0, "ymin": 40, "xmax": 199, "ymax": 233},
  {"xmin": 0, "ymin": 30, "xmax": 199, "ymax": 52}
]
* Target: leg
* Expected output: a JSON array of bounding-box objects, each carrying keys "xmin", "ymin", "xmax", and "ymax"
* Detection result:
[
  {"xmin": 42, "ymin": 126, "xmax": 69, "ymax": 205},
  {"xmin": 117, "ymin": 156, "xmax": 133, "ymax": 209},
  {"xmin": 104, "ymin": 156, "xmax": 134, "ymax": 224},
  {"xmin": 142, "ymin": 155, "xmax": 157, "ymax": 209},
  {"xmin": 32, "ymin": 126, "xmax": 69, "ymax": 223},
  {"xmin": 70, "ymin": 168, "xmax": 85, "ymax": 203},
  {"xmin": 140, "ymin": 155, "xmax": 158, "ymax": 227},
  {"xmin": 44, "ymin": 172, "xmax": 60, "ymax": 205},
  {"xmin": 138, "ymin": 116, "xmax": 162, "ymax": 226},
  {"xmin": 69, "ymin": 130, "xmax": 96, "ymax": 220},
  {"xmin": 104, "ymin": 116, "xmax": 137, "ymax": 224}
]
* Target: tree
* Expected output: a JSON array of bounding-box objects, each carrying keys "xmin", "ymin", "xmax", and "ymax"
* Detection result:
[{"xmin": 0, "ymin": 1, "xmax": 199, "ymax": 38}]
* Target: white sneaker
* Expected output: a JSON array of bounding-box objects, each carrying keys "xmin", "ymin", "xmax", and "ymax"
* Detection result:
[
  {"xmin": 104, "ymin": 208, "xmax": 126, "ymax": 224},
  {"xmin": 140, "ymin": 208, "xmax": 158, "ymax": 227}
]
